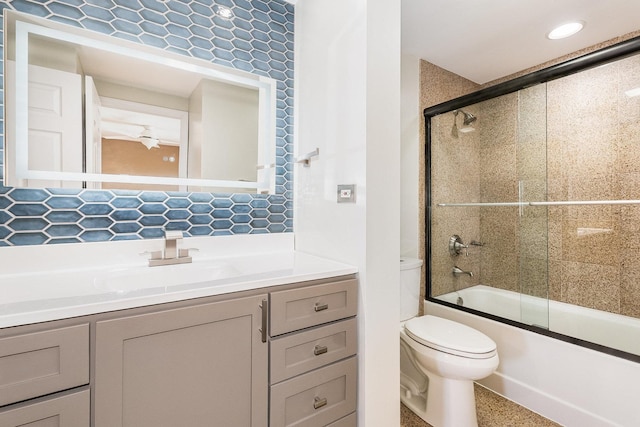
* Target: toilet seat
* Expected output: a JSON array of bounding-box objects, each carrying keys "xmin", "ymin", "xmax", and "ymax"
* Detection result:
[{"xmin": 404, "ymin": 315, "xmax": 497, "ymax": 359}]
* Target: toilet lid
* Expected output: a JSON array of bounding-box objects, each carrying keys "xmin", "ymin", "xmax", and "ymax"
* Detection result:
[{"xmin": 404, "ymin": 315, "xmax": 497, "ymax": 359}]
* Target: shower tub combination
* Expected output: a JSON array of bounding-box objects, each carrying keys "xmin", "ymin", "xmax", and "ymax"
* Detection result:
[{"xmin": 423, "ymin": 33, "xmax": 640, "ymax": 426}]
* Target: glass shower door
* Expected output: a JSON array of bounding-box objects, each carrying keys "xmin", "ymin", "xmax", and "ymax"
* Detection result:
[
  {"xmin": 428, "ymin": 84, "xmax": 550, "ymax": 329},
  {"xmin": 516, "ymin": 84, "xmax": 549, "ymax": 329}
]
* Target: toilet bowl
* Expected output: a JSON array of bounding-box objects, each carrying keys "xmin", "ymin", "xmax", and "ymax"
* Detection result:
[
  {"xmin": 399, "ymin": 258, "xmax": 499, "ymax": 427},
  {"xmin": 400, "ymin": 315, "xmax": 499, "ymax": 427}
]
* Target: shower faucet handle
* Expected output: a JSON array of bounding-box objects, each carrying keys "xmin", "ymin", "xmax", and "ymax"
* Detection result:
[{"xmin": 449, "ymin": 235, "xmax": 469, "ymax": 257}]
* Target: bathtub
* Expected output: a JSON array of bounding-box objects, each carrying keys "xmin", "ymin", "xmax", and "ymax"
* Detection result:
[
  {"xmin": 436, "ymin": 284, "xmax": 640, "ymax": 355},
  {"xmin": 426, "ymin": 285, "xmax": 640, "ymax": 427}
]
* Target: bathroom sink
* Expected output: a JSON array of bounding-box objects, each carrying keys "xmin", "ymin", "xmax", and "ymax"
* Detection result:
[{"xmin": 93, "ymin": 261, "xmax": 241, "ymax": 294}]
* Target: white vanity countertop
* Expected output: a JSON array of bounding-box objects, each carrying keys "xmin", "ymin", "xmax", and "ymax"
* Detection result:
[{"xmin": 0, "ymin": 234, "xmax": 358, "ymax": 328}]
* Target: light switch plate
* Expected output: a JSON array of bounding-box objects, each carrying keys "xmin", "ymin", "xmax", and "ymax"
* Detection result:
[{"xmin": 337, "ymin": 184, "xmax": 356, "ymax": 203}]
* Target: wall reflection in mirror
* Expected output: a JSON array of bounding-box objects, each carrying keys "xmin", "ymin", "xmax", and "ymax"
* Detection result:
[
  {"xmin": 428, "ymin": 38, "xmax": 640, "ymax": 359},
  {"xmin": 4, "ymin": 11, "xmax": 276, "ymax": 193}
]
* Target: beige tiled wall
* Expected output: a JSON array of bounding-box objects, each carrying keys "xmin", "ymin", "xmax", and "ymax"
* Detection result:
[
  {"xmin": 426, "ymin": 48, "xmax": 640, "ymax": 318},
  {"xmin": 430, "ymin": 107, "xmax": 481, "ymax": 296},
  {"xmin": 478, "ymin": 94, "xmax": 519, "ymax": 293},
  {"xmin": 546, "ymin": 53, "xmax": 640, "ymax": 316},
  {"xmin": 418, "ymin": 62, "xmax": 480, "ymax": 312}
]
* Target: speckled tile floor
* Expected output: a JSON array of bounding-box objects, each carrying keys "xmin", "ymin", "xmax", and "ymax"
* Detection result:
[{"xmin": 400, "ymin": 384, "xmax": 561, "ymax": 427}]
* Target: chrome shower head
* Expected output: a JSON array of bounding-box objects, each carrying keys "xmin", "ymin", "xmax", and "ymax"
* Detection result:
[
  {"xmin": 460, "ymin": 110, "xmax": 476, "ymax": 126},
  {"xmin": 451, "ymin": 109, "xmax": 476, "ymax": 137}
]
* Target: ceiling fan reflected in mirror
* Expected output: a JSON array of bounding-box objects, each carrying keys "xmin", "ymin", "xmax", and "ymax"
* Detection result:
[
  {"xmin": 102, "ymin": 122, "xmax": 163, "ymax": 150},
  {"xmin": 136, "ymin": 125, "xmax": 161, "ymax": 150}
]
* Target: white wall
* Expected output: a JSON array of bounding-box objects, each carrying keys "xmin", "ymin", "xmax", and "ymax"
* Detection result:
[
  {"xmin": 400, "ymin": 55, "xmax": 420, "ymax": 258},
  {"xmin": 294, "ymin": 0, "xmax": 401, "ymax": 426}
]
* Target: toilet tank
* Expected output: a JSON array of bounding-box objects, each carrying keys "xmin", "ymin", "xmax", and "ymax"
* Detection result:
[{"xmin": 400, "ymin": 258, "xmax": 424, "ymax": 321}]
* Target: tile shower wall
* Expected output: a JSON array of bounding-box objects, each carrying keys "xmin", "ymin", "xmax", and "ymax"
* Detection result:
[
  {"xmin": 547, "ymin": 53, "xmax": 640, "ymax": 317},
  {"xmin": 420, "ymin": 60, "xmax": 480, "ymax": 299},
  {"xmin": 473, "ymin": 54, "xmax": 640, "ymax": 315},
  {"xmin": 0, "ymin": 0, "xmax": 293, "ymax": 246},
  {"xmin": 429, "ymin": 52, "xmax": 640, "ymax": 318},
  {"xmin": 476, "ymin": 85, "xmax": 548, "ymax": 299},
  {"xmin": 477, "ymin": 93, "xmax": 519, "ymax": 294},
  {"xmin": 430, "ymin": 89, "xmax": 547, "ymax": 299}
]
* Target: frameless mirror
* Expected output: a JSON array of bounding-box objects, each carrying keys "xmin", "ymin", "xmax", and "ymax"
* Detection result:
[{"xmin": 3, "ymin": 11, "xmax": 277, "ymax": 193}]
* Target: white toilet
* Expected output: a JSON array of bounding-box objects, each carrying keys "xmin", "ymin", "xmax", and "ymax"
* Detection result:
[{"xmin": 399, "ymin": 258, "xmax": 499, "ymax": 427}]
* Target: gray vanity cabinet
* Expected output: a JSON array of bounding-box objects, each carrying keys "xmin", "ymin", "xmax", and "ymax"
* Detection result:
[
  {"xmin": 94, "ymin": 294, "xmax": 268, "ymax": 427},
  {"xmin": 0, "ymin": 274, "xmax": 357, "ymax": 427}
]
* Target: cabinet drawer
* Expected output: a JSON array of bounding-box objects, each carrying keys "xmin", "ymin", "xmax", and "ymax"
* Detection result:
[
  {"xmin": 327, "ymin": 412, "xmax": 356, "ymax": 427},
  {"xmin": 270, "ymin": 279, "xmax": 357, "ymax": 336},
  {"xmin": 0, "ymin": 388, "xmax": 90, "ymax": 427},
  {"xmin": 270, "ymin": 318, "xmax": 357, "ymax": 383},
  {"xmin": 0, "ymin": 324, "xmax": 89, "ymax": 407},
  {"xmin": 270, "ymin": 357, "xmax": 357, "ymax": 427}
]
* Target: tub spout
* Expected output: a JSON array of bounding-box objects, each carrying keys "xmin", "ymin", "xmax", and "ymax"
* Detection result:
[{"xmin": 452, "ymin": 266, "xmax": 473, "ymax": 277}]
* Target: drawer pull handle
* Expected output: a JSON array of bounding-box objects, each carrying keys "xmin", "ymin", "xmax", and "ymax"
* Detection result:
[
  {"xmin": 314, "ymin": 396, "xmax": 328, "ymax": 410},
  {"xmin": 314, "ymin": 302, "xmax": 328, "ymax": 312},
  {"xmin": 314, "ymin": 345, "xmax": 328, "ymax": 356},
  {"xmin": 259, "ymin": 299, "xmax": 268, "ymax": 343}
]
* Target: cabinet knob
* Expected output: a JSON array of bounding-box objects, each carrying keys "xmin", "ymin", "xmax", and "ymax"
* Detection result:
[{"xmin": 313, "ymin": 396, "xmax": 328, "ymax": 410}]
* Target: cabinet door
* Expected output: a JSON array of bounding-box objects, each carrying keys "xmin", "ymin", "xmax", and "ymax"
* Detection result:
[{"xmin": 94, "ymin": 295, "xmax": 268, "ymax": 427}]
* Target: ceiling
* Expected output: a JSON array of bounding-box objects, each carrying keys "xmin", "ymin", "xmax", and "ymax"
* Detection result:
[{"xmin": 401, "ymin": 0, "xmax": 640, "ymax": 84}]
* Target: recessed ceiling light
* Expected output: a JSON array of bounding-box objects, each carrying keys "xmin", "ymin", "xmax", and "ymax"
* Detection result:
[
  {"xmin": 547, "ymin": 21, "xmax": 584, "ymax": 40},
  {"xmin": 213, "ymin": 5, "xmax": 234, "ymax": 20}
]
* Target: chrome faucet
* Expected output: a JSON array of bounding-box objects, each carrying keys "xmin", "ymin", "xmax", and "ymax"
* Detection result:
[
  {"xmin": 452, "ymin": 266, "xmax": 473, "ymax": 278},
  {"xmin": 163, "ymin": 230, "xmax": 182, "ymax": 259},
  {"xmin": 145, "ymin": 230, "xmax": 197, "ymax": 267}
]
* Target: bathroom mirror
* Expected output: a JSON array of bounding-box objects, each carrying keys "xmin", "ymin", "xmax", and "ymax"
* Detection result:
[{"xmin": 3, "ymin": 11, "xmax": 277, "ymax": 193}]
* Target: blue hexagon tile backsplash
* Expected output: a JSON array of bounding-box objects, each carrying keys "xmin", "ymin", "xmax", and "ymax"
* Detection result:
[{"xmin": 0, "ymin": 0, "xmax": 294, "ymax": 246}]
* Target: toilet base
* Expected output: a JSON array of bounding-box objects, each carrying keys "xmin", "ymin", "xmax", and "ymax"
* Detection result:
[{"xmin": 401, "ymin": 373, "xmax": 479, "ymax": 427}]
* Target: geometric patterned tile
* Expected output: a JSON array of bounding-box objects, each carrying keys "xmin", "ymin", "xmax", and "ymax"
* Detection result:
[{"xmin": 0, "ymin": 0, "xmax": 294, "ymax": 246}]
